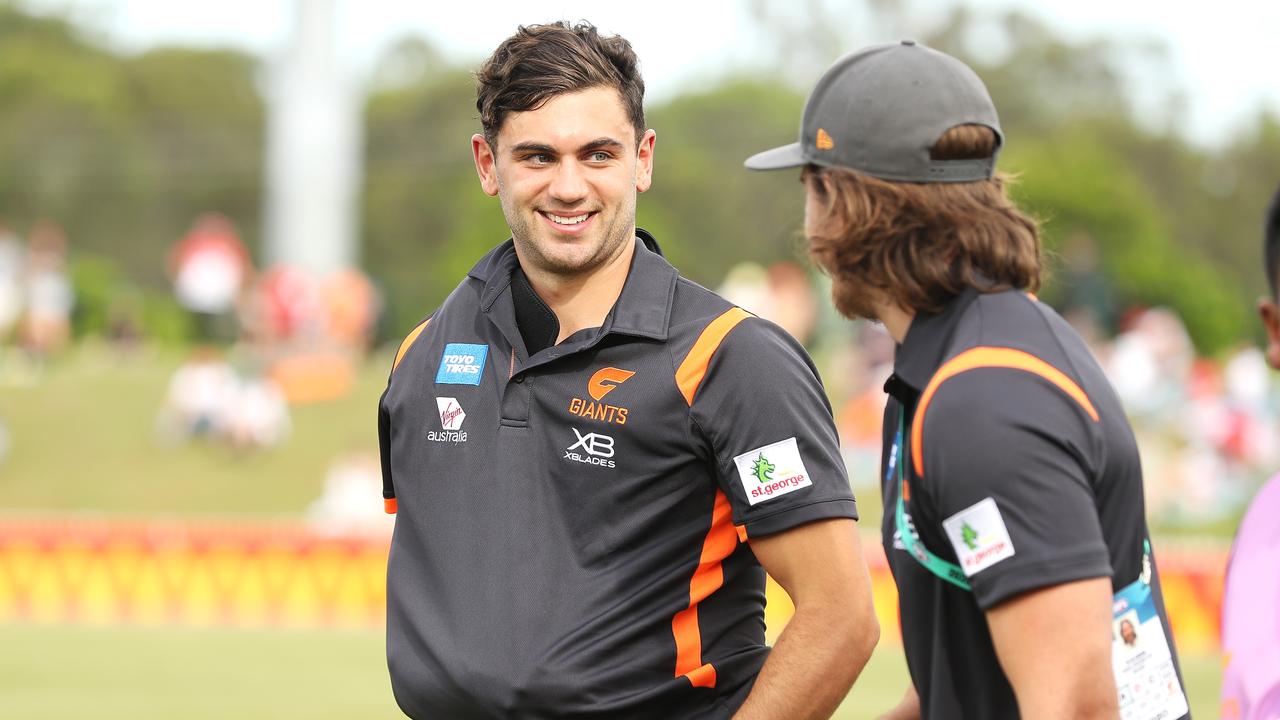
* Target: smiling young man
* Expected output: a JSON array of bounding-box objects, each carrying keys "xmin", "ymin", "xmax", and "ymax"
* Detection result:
[
  {"xmin": 746, "ymin": 41, "xmax": 1188, "ymax": 720},
  {"xmin": 377, "ymin": 22, "xmax": 878, "ymax": 719}
]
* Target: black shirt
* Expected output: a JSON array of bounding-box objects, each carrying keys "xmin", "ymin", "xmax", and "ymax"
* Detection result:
[
  {"xmin": 379, "ymin": 231, "xmax": 858, "ymax": 719},
  {"xmin": 881, "ymin": 287, "xmax": 1188, "ymax": 719}
]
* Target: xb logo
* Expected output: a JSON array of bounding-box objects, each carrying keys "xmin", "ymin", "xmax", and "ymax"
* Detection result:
[
  {"xmin": 587, "ymin": 367, "xmax": 635, "ymax": 401},
  {"xmin": 568, "ymin": 428, "xmax": 615, "ymax": 458}
]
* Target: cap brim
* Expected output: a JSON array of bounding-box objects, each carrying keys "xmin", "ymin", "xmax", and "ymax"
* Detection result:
[{"xmin": 744, "ymin": 142, "xmax": 806, "ymax": 171}]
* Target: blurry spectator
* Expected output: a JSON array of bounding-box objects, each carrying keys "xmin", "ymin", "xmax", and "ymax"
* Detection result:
[
  {"xmin": 1107, "ymin": 306, "xmax": 1195, "ymax": 420},
  {"xmin": 1221, "ymin": 184, "xmax": 1280, "ymax": 720},
  {"xmin": 1057, "ymin": 232, "xmax": 1116, "ymax": 344},
  {"xmin": 306, "ymin": 450, "xmax": 389, "ymax": 536},
  {"xmin": 717, "ymin": 260, "xmax": 819, "ymax": 344},
  {"xmin": 169, "ymin": 213, "xmax": 251, "ymax": 341},
  {"xmin": 320, "ymin": 268, "xmax": 379, "ymax": 351},
  {"xmin": 156, "ymin": 346, "xmax": 238, "ymax": 443},
  {"xmin": 0, "ymin": 221, "xmax": 23, "ymax": 343},
  {"xmin": 251, "ymin": 264, "xmax": 324, "ymax": 346},
  {"xmin": 222, "ymin": 372, "xmax": 290, "ymax": 452},
  {"xmin": 20, "ymin": 220, "xmax": 74, "ymax": 361}
]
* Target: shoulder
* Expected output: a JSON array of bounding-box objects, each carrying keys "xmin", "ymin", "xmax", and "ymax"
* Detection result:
[{"xmin": 912, "ymin": 344, "xmax": 1102, "ymax": 479}]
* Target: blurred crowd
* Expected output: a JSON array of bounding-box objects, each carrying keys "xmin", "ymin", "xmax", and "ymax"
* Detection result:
[
  {"xmin": 157, "ymin": 213, "xmax": 380, "ymax": 455},
  {"xmin": 1, "ymin": 213, "xmax": 1273, "ymax": 531}
]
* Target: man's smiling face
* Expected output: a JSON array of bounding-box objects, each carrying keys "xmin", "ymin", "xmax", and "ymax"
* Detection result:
[{"xmin": 473, "ymin": 86, "xmax": 655, "ymax": 281}]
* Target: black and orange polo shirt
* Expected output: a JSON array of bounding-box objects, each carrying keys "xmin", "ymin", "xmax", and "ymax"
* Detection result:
[
  {"xmin": 378, "ymin": 230, "xmax": 857, "ymax": 719},
  {"xmin": 881, "ymin": 286, "xmax": 1187, "ymax": 719}
]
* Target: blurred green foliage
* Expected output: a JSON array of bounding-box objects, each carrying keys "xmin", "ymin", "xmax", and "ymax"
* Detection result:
[{"xmin": 0, "ymin": 3, "xmax": 1276, "ymax": 353}]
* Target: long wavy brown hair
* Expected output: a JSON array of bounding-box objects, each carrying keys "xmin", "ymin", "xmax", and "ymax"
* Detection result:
[{"xmin": 804, "ymin": 124, "xmax": 1041, "ymax": 320}]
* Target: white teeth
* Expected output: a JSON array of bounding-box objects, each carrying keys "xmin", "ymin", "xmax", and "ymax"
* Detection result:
[{"xmin": 547, "ymin": 212, "xmax": 590, "ymax": 225}]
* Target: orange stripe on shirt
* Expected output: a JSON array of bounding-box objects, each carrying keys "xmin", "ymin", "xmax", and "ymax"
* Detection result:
[
  {"xmin": 671, "ymin": 489, "xmax": 739, "ymax": 688},
  {"xmin": 910, "ymin": 346, "xmax": 1100, "ymax": 478},
  {"xmin": 392, "ymin": 318, "xmax": 431, "ymax": 373},
  {"xmin": 675, "ymin": 307, "xmax": 752, "ymax": 405}
]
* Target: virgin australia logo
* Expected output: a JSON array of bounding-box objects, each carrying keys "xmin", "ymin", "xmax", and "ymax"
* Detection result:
[{"xmin": 429, "ymin": 397, "xmax": 468, "ymax": 443}]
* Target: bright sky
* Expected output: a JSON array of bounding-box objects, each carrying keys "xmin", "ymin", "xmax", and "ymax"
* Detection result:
[{"xmin": 21, "ymin": 0, "xmax": 1280, "ymax": 147}]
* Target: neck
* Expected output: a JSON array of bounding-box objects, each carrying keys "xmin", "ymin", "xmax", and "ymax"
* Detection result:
[
  {"xmin": 874, "ymin": 302, "xmax": 915, "ymax": 344},
  {"xmin": 524, "ymin": 237, "xmax": 637, "ymax": 343}
]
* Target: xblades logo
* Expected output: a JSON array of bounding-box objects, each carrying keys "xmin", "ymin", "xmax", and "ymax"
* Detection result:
[{"xmin": 564, "ymin": 428, "xmax": 616, "ymax": 468}]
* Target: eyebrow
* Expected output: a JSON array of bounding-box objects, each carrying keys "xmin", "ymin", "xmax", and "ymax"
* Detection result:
[{"xmin": 509, "ymin": 137, "xmax": 627, "ymax": 156}]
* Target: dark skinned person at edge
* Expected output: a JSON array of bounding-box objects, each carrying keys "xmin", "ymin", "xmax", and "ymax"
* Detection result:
[
  {"xmin": 746, "ymin": 40, "xmax": 1189, "ymax": 720},
  {"xmin": 378, "ymin": 21, "xmax": 879, "ymax": 720}
]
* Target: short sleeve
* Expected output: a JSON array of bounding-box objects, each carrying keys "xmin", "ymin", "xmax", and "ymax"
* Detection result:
[
  {"xmin": 688, "ymin": 317, "xmax": 857, "ymax": 538},
  {"xmin": 917, "ymin": 367, "xmax": 1112, "ymax": 609}
]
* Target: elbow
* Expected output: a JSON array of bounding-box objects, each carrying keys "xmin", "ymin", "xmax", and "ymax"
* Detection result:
[
  {"xmin": 831, "ymin": 596, "xmax": 880, "ymax": 665},
  {"xmin": 852, "ymin": 607, "xmax": 880, "ymax": 662}
]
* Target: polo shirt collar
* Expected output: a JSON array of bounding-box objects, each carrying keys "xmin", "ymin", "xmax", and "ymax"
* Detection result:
[
  {"xmin": 890, "ymin": 285, "xmax": 983, "ymax": 394},
  {"xmin": 466, "ymin": 228, "xmax": 675, "ymax": 343}
]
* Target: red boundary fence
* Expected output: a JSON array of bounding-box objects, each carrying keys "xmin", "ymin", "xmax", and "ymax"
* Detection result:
[{"xmin": 0, "ymin": 516, "xmax": 1228, "ymax": 653}]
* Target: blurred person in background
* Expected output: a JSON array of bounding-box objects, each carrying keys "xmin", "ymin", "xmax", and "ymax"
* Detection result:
[
  {"xmin": 168, "ymin": 213, "xmax": 251, "ymax": 343},
  {"xmin": 20, "ymin": 219, "xmax": 73, "ymax": 362},
  {"xmin": 746, "ymin": 40, "xmax": 1188, "ymax": 719},
  {"xmin": 1220, "ymin": 183, "xmax": 1280, "ymax": 720},
  {"xmin": 156, "ymin": 345, "xmax": 238, "ymax": 444},
  {"xmin": 0, "ymin": 220, "xmax": 24, "ymax": 346},
  {"xmin": 378, "ymin": 21, "xmax": 878, "ymax": 720}
]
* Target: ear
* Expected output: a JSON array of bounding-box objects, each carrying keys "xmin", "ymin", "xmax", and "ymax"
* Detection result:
[
  {"xmin": 1259, "ymin": 297, "xmax": 1280, "ymax": 370},
  {"xmin": 635, "ymin": 129, "xmax": 656, "ymax": 194},
  {"xmin": 471, "ymin": 134, "xmax": 499, "ymax": 197}
]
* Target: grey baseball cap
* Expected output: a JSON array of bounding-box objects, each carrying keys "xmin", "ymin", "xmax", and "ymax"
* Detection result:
[{"xmin": 744, "ymin": 40, "xmax": 1003, "ymax": 182}]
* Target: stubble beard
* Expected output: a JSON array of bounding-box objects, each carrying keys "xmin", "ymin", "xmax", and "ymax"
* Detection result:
[{"xmin": 502, "ymin": 190, "xmax": 637, "ymax": 280}]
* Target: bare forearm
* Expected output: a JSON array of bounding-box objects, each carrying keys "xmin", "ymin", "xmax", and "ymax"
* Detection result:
[{"xmin": 732, "ymin": 605, "xmax": 878, "ymax": 720}]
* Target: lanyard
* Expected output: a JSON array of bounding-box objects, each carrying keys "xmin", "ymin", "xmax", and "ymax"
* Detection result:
[
  {"xmin": 890, "ymin": 405, "xmax": 1153, "ymax": 593},
  {"xmin": 891, "ymin": 407, "xmax": 972, "ymax": 590}
]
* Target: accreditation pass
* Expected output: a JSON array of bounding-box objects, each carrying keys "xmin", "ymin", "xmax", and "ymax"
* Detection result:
[{"xmin": 1111, "ymin": 572, "xmax": 1189, "ymax": 720}]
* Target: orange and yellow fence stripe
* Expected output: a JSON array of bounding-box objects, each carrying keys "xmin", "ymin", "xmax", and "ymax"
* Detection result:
[{"xmin": 0, "ymin": 517, "xmax": 1228, "ymax": 653}]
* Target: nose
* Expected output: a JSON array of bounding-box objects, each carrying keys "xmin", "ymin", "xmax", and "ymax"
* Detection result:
[{"xmin": 547, "ymin": 159, "xmax": 589, "ymax": 206}]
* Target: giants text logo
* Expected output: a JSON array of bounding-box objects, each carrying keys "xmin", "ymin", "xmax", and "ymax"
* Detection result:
[{"xmin": 569, "ymin": 367, "xmax": 634, "ymax": 425}]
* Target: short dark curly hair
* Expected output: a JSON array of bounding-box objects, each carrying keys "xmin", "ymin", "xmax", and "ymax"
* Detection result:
[{"xmin": 475, "ymin": 21, "xmax": 646, "ymax": 150}]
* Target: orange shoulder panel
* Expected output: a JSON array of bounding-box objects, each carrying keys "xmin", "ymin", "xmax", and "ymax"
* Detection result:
[
  {"xmin": 675, "ymin": 307, "xmax": 752, "ymax": 406},
  {"xmin": 391, "ymin": 318, "xmax": 431, "ymax": 373},
  {"xmin": 910, "ymin": 346, "xmax": 1099, "ymax": 478}
]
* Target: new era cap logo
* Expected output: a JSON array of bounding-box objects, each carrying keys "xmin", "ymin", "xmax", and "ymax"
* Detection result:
[
  {"xmin": 587, "ymin": 367, "xmax": 635, "ymax": 401},
  {"xmin": 815, "ymin": 128, "xmax": 835, "ymax": 150}
]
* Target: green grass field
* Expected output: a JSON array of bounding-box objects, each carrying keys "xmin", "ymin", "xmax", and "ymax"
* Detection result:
[
  {"xmin": 0, "ymin": 624, "xmax": 1219, "ymax": 719},
  {"xmin": 0, "ymin": 345, "xmax": 1225, "ymax": 717}
]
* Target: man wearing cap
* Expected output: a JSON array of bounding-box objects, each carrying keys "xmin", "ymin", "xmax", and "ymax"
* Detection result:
[
  {"xmin": 378, "ymin": 21, "xmax": 880, "ymax": 719},
  {"xmin": 746, "ymin": 41, "xmax": 1189, "ymax": 719}
]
